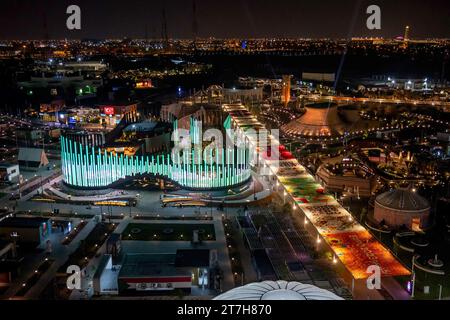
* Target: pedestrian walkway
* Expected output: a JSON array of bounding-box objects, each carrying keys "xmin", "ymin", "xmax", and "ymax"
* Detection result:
[
  {"xmin": 26, "ymin": 218, "xmax": 99, "ymax": 299},
  {"xmin": 229, "ymin": 218, "xmax": 258, "ymax": 284},
  {"xmin": 0, "ymin": 217, "xmax": 98, "ymax": 299}
]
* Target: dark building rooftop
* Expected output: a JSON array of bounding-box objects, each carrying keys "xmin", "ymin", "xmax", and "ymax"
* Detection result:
[
  {"xmin": 0, "ymin": 217, "xmax": 50, "ymax": 229},
  {"xmin": 119, "ymin": 250, "xmax": 210, "ymax": 279},
  {"xmin": 175, "ymin": 249, "xmax": 210, "ymax": 268},
  {"xmin": 375, "ymin": 188, "xmax": 430, "ymax": 212}
]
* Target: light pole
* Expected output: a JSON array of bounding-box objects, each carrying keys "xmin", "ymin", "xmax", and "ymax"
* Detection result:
[
  {"xmin": 34, "ymin": 174, "xmax": 43, "ymax": 194},
  {"xmin": 315, "ymin": 234, "xmax": 321, "ymax": 252},
  {"xmin": 209, "ymin": 194, "xmax": 213, "ymax": 216},
  {"xmin": 411, "ymin": 255, "xmax": 416, "ymax": 298},
  {"xmin": 10, "ymin": 232, "xmax": 19, "ymax": 259}
]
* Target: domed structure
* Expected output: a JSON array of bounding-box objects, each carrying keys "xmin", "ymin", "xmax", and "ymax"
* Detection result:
[
  {"xmin": 374, "ymin": 188, "xmax": 431, "ymax": 230},
  {"xmin": 213, "ymin": 281, "xmax": 343, "ymax": 300}
]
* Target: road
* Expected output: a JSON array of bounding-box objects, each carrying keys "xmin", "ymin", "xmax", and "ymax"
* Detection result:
[{"xmin": 305, "ymin": 94, "xmax": 450, "ymax": 111}]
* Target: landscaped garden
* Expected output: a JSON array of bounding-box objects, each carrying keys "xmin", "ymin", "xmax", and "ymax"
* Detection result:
[
  {"xmin": 15, "ymin": 258, "xmax": 54, "ymax": 297},
  {"xmin": 122, "ymin": 223, "xmax": 216, "ymax": 241}
]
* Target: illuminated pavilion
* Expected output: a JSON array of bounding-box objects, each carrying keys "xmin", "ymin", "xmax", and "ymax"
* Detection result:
[
  {"xmin": 281, "ymin": 104, "xmax": 346, "ymax": 138},
  {"xmin": 60, "ymin": 115, "xmax": 252, "ymax": 190}
]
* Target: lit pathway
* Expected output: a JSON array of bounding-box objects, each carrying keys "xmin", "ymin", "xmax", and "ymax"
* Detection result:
[{"xmin": 25, "ymin": 217, "xmax": 98, "ymax": 299}]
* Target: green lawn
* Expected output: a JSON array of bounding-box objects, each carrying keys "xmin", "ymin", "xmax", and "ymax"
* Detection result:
[{"xmin": 122, "ymin": 223, "xmax": 216, "ymax": 241}]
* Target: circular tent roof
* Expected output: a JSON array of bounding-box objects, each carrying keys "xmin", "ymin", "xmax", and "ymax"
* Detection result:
[
  {"xmin": 213, "ymin": 281, "xmax": 343, "ymax": 300},
  {"xmin": 375, "ymin": 188, "xmax": 430, "ymax": 212},
  {"xmin": 281, "ymin": 105, "xmax": 346, "ymax": 137}
]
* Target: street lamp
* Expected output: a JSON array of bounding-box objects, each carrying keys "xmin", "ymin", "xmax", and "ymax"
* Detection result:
[
  {"xmin": 411, "ymin": 255, "xmax": 417, "ymax": 298},
  {"xmin": 34, "ymin": 174, "xmax": 43, "ymax": 194},
  {"xmin": 316, "ymin": 235, "xmax": 321, "ymax": 252},
  {"xmin": 10, "ymin": 232, "xmax": 19, "ymax": 259}
]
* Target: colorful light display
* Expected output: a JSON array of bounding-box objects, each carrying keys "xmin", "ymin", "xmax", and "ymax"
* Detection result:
[
  {"xmin": 60, "ymin": 120, "xmax": 251, "ymax": 190},
  {"xmin": 225, "ymin": 103, "xmax": 411, "ymax": 280}
]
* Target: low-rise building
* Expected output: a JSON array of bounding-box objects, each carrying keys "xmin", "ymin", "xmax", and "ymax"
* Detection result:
[
  {"xmin": 0, "ymin": 163, "xmax": 20, "ymax": 182},
  {"xmin": 0, "ymin": 217, "xmax": 52, "ymax": 247},
  {"xmin": 316, "ymin": 164, "xmax": 372, "ymax": 197},
  {"xmin": 117, "ymin": 250, "xmax": 211, "ymax": 295},
  {"xmin": 374, "ymin": 188, "xmax": 431, "ymax": 231},
  {"xmin": 18, "ymin": 148, "xmax": 49, "ymax": 171}
]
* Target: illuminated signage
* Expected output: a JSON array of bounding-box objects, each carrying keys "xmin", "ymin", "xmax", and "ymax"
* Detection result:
[{"xmin": 104, "ymin": 107, "xmax": 115, "ymax": 115}]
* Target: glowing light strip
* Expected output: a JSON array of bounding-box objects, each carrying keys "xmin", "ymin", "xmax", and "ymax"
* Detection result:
[{"xmin": 60, "ymin": 136, "xmax": 251, "ymax": 189}]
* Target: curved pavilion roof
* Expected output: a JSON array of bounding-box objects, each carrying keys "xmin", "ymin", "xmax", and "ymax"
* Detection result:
[
  {"xmin": 281, "ymin": 105, "xmax": 346, "ymax": 137},
  {"xmin": 213, "ymin": 280, "xmax": 344, "ymax": 300}
]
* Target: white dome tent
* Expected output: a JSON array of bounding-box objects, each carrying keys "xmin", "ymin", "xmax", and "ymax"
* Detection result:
[{"xmin": 214, "ymin": 281, "xmax": 344, "ymax": 300}]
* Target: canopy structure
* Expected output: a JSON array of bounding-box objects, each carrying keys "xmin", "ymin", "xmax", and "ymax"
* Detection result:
[
  {"xmin": 224, "ymin": 103, "xmax": 411, "ymax": 280},
  {"xmin": 281, "ymin": 105, "xmax": 345, "ymax": 137},
  {"xmin": 18, "ymin": 147, "xmax": 49, "ymax": 169},
  {"xmin": 214, "ymin": 281, "xmax": 343, "ymax": 300}
]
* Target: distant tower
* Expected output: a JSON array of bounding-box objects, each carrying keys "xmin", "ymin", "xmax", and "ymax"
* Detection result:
[
  {"xmin": 281, "ymin": 75, "xmax": 292, "ymax": 107},
  {"xmin": 403, "ymin": 25, "xmax": 410, "ymax": 47},
  {"xmin": 404, "ymin": 26, "xmax": 410, "ymax": 42}
]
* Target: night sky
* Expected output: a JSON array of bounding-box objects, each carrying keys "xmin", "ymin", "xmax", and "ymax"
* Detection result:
[{"xmin": 0, "ymin": 0, "xmax": 449, "ymax": 40}]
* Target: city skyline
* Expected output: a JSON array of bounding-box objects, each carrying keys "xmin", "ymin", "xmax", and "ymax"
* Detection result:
[
  {"xmin": 0, "ymin": 0, "xmax": 450, "ymax": 308},
  {"xmin": 1, "ymin": 0, "xmax": 450, "ymax": 40}
]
